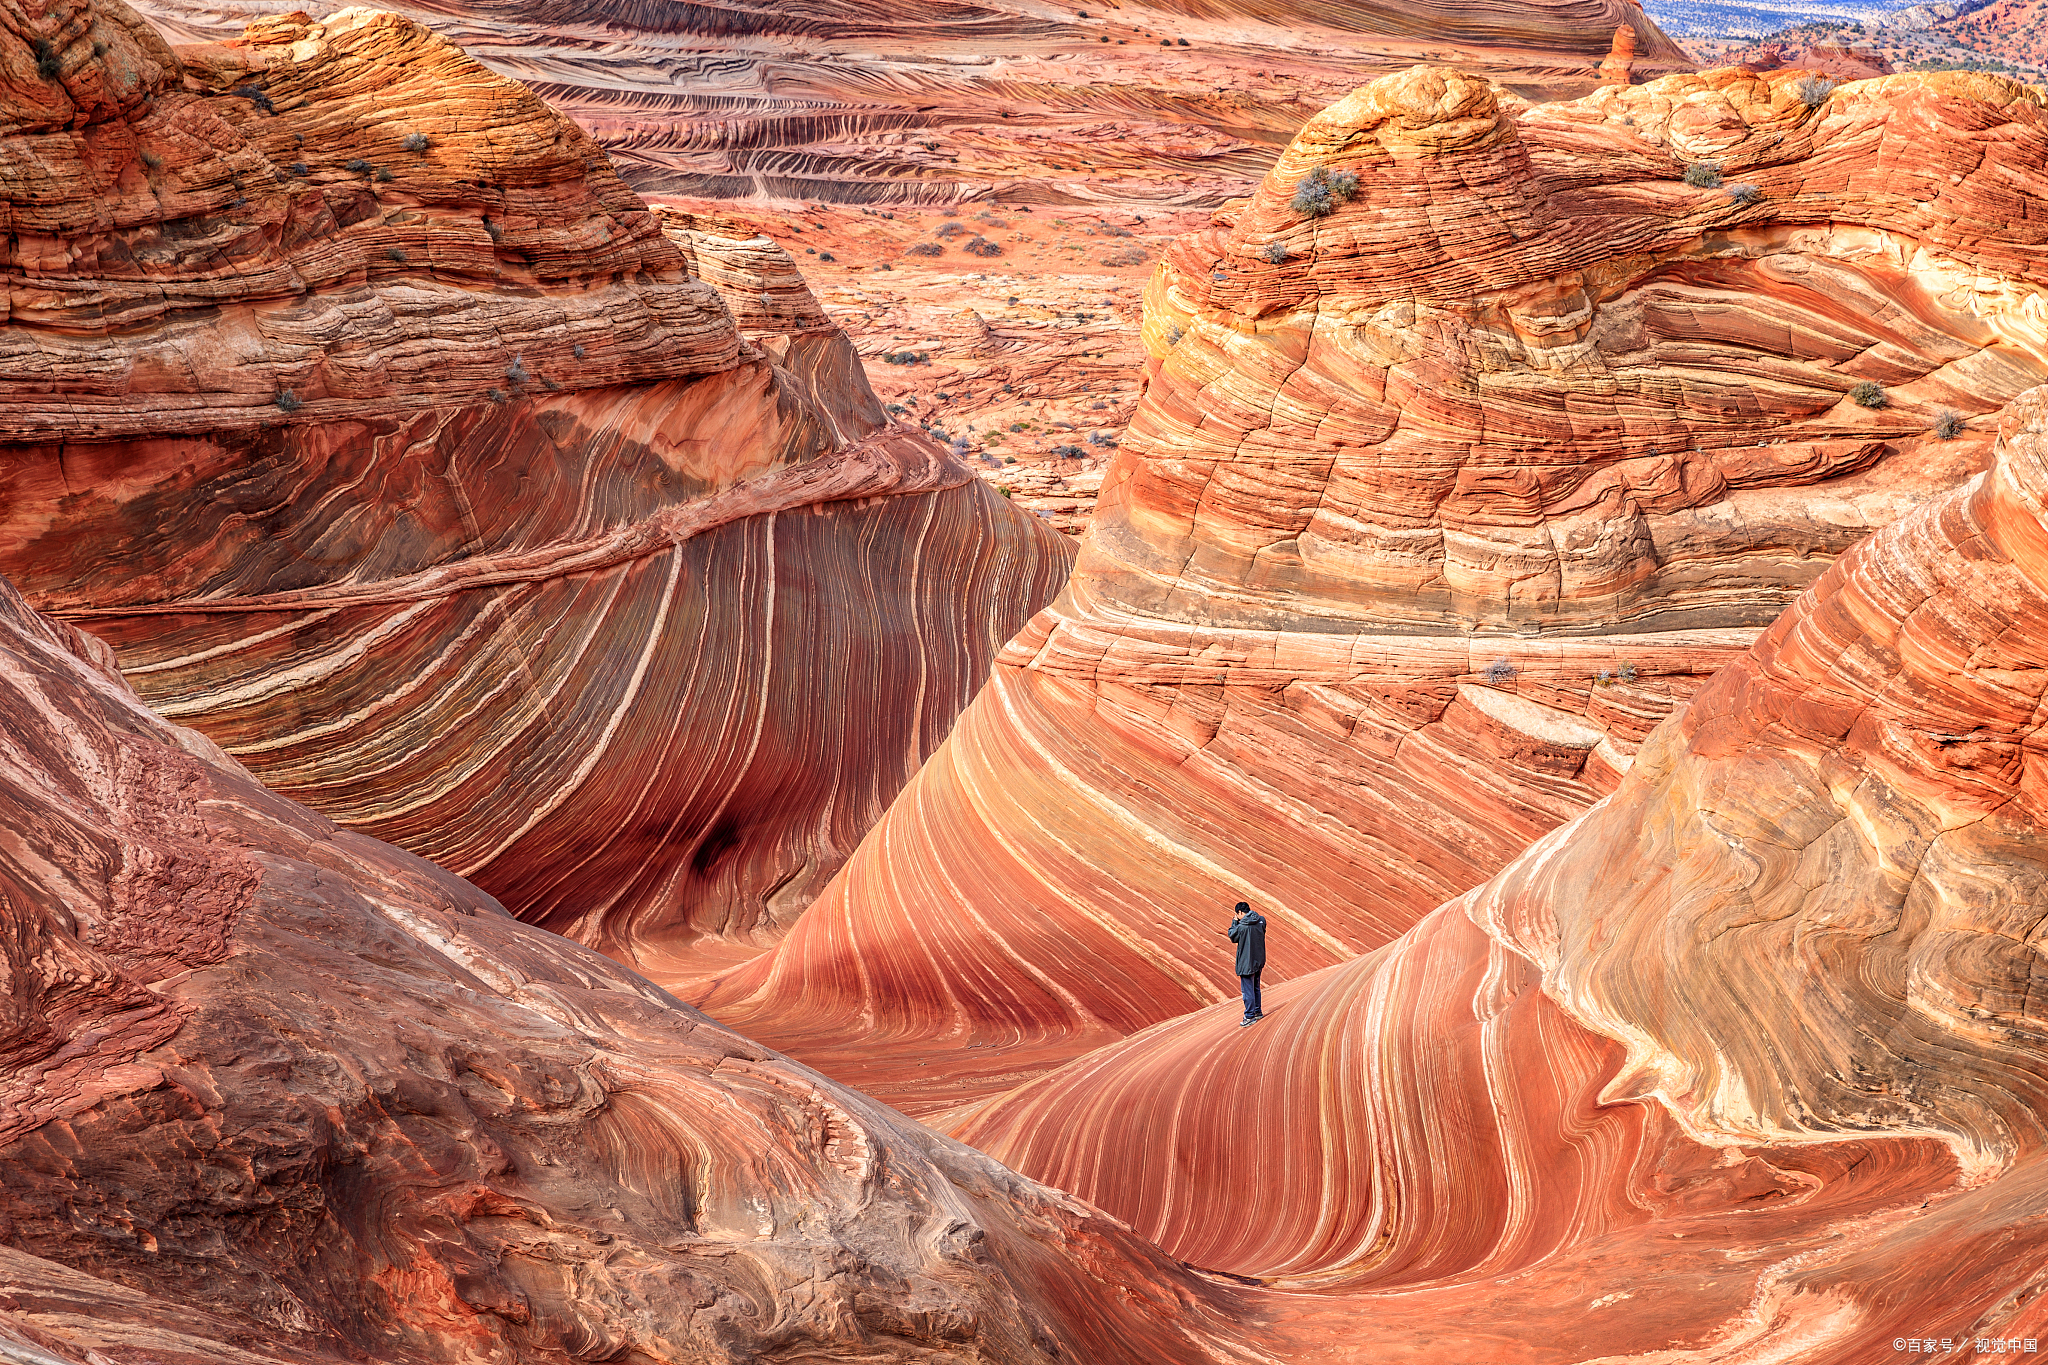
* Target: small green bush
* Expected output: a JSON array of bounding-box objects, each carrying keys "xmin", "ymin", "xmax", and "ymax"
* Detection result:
[
  {"xmin": 1934, "ymin": 409, "xmax": 1965, "ymax": 440},
  {"xmin": 1683, "ymin": 161, "xmax": 1723, "ymax": 189},
  {"xmin": 1291, "ymin": 165, "xmax": 1361, "ymax": 219},
  {"xmin": 402, "ymin": 132, "xmax": 431, "ymax": 153},
  {"xmin": 33, "ymin": 39, "xmax": 60, "ymax": 81},
  {"xmin": 273, "ymin": 389, "xmax": 303, "ymax": 412},
  {"xmin": 385, "ymin": 247, "xmax": 407, "ymax": 263},
  {"xmin": 905, "ymin": 241, "xmax": 945, "ymax": 257},
  {"xmin": 345, "ymin": 158, "xmax": 374, "ymax": 176},
  {"xmin": 1849, "ymin": 380, "xmax": 1888, "ymax": 408},
  {"xmin": 1727, "ymin": 183, "xmax": 1762, "ymax": 206}
]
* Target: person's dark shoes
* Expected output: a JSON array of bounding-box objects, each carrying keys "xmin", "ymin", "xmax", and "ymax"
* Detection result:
[{"xmin": 1239, "ymin": 1016, "xmax": 1255, "ymax": 1027}]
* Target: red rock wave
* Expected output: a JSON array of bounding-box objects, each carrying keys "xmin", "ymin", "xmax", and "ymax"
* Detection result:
[
  {"xmin": 0, "ymin": 565, "xmax": 1256, "ymax": 1362},
  {"xmin": 696, "ymin": 66, "xmax": 2048, "ymax": 1113},
  {"xmin": 956, "ymin": 383, "xmax": 2048, "ymax": 1359},
  {"xmin": 0, "ymin": 3, "xmax": 1073, "ymax": 965}
]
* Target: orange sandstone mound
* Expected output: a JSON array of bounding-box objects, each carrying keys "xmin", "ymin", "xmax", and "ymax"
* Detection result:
[
  {"xmin": 695, "ymin": 64, "xmax": 2048, "ymax": 1115},
  {"xmin": 0, "ymin": 0, "xmax": 1072, "ymax": 970},
  {"xmin": 957, "ymin": 385, "xmax": 2048, "ymax": 1361},
  {"xmin": 0, "ymin": 569, "xmax": 1254, "ymax": 1365}
]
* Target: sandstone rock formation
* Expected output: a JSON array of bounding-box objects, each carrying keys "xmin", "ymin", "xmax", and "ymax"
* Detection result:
[
  {"xmin": 0, "ymin": 568, "xmax": 1256, "ymax": 1364},
  {"xmin": 0, "ymin": 1, "xmax": 1074, "ymax": 968},
  {"xmin": 127, "ymin": 0, "xmax": 1691, "ymax": 210},
  {"xmin": 953, "ymin": 385, "xmax": 2048, "ymax": 1361},
  {"xmin": 695, "ymin": 65, "xmax": 2048, "ymax": 1115}
]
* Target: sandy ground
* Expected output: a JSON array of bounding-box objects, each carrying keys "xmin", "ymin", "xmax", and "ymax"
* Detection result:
[{"xmin": 657, "ymin": 195, "xmax": 1209, "ymax": 535}]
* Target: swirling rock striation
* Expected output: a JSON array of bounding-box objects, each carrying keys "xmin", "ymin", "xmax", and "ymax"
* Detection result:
[
  {"xmin": 0, "ymin": 570, "xmax": 1258, "ymax": 1365},
  {"xmin": 956, "ymin": 384, "xmax": 2048, "ymax": 1361},
  {"xmin": 696, "ymin": 65, "xmax": 2048, "ymax": 1114},
  {"xmin": 0, "ymin": 0, "xmax": 1075, "ymax": 967}
]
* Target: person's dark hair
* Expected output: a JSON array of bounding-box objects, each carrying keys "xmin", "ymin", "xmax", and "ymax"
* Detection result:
[{"xmin": 1234, "ymin": 901, "xmax": 1251, "ymax": 915}]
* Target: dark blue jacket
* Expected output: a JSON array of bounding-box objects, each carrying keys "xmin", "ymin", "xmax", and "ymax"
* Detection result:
[{"xmin": 1229, "ymin": 911, "xmax": 1266, "ymax": 976}]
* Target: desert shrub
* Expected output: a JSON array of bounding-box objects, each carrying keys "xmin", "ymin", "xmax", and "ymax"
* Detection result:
[
  {"xmin": 403, "ymin": 132, "xmax": 431, "ymax": 153},
  {"xmin": 374, "ymin": 167, "xmax": 395, "ymax": 183},
  {"xmin": 482, "ymin": 218, "xmax": 502, "ymax": 241},
  {"xmin": 232, "ymin": 85, "xmax": 275, "ymax": 114},
  {"xmin": 1849, "ymin": 379, "xmax": 1888, "ymax": 408},
  {"xmin": 1178, "ymin": 36, "xmax": 1190, "ymax": 45},
  {"xmin": 92, "ymin": 41, "xmax": 106, "ymax": 56},
  {"xmin": 1683, "ymin": 161, "xmax": 1723, "ymax": 189},
  {"xmin": 33, "ymin": 39, "xmax": 60, "ymax": 81},
  {"xmin": 274, "ymin": 389, "xmax": 303, "ymax": 412},
  {"xmin": 571, "ymin": 343, "xmax": 586, "ymax": 360},
  {"xmin": 487, "ymin": 387, "xmax": 507, "ymax": 403},
  {"xmin": 287, "ymin": 161, "xmax": 308, "ymax": 176},
  {"xmin": 935, "ymin": 221, "xmax": 967, "ymax": 239},
  {"xmin": 1165, "ymin": 323, "xmax": 1185, "ymax": 345},
  {"xmin": 385, "ymin": 247, "xmax": 408, "ymax": 263},
  {"xmin": 1102, "ymin": 245, "xmax": 1146, "ymax": 266},
  {"xmin": 345, "ymin": 158, "xmax": 374, "ymax": 175},
  {"xmin": 1290, "ymin": 165, "xmax": 1361, "ymax": 219},
  {"xmin": 1160, "ymin": 38, "xmax": 1171, "ymax": 45},
  {"xmin": 1484, "ymin": 658, "xmax": 1516, "ymax": 685},
  {"xmin": 905, "ymin": 241, "xmax": 944, "ymax": 257},
  {"xmin": 141, "ymin": 150, "xmax": 164, "ymax": 169},
  {"xmin": 1726, "ymin": 183, "xmax": 1762, "ymax": 205},
  {"xmin": 964, "ymin": 236, "xmax": 1002, "ymax": 257},
  {"xmin": 1051, "ymin": 443, "xmax": 1085, "ymax": 457},
  {"xmin": 1792, "ymin": 74, "xmax": 1837, "ymax": 108},
  {"xmin": 818, "ymin": 251, "xmax": 835, "ymax": 261},
  {"xmin": 505, "ymin": 356, "xmax": 530, "ymax": 385},
  {"xmin": 1087, "ymin": 431, "xmax": 1117, "ymax": 447},
  {"xmin": 541, "ymin": 376, "xmax": 559, "ymax": 390},
  {"xmin": 1260, "ymin": 241, "xmax": 1290, "ymax": 264},
  {"xmin": 1934, "ymin": 409, "xmax": 1965, "ymax": 440}
]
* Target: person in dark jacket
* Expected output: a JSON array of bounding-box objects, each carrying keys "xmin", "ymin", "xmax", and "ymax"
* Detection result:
[{"xmin": 1224, "ymin": 901, "xmax": 1266, "ymax": 1026}]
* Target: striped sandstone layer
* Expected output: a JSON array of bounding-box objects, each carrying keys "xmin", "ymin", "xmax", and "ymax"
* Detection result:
[
  {"xmin": 0, "ymin": 571, "xmax": 1254, "ymax": 1365},
  {"xmin": 955, "ymin": 386, "xmax": 2048, "ymax": 1362},
  {"xmin": 695, "ymin": 65, "xmax": 2048, "ymax": 1114},
  {"xmin": 0, "ymin": 0, "xmax": 1073, "ymax": 966},
  {"xmin": 126, "ymin": 0, "xmax": 1690, "ymax": 210}
]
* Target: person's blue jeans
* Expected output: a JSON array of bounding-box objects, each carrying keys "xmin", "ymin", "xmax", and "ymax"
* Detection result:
[{"xmin": 1240, "ymin": 973, "xmax": 1262, "ymax": 1020}]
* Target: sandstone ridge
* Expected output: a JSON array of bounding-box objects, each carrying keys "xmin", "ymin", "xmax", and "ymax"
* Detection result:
[
  {"xmin": 954, "ymin": 384, "xmax": 2048, "ymax": 1362},
  {"xmin": 695, "ymin": 63, "xmax": 2048, "ymax": 1116},
  {"xmin": 0, "ymin": 567, "xmax": 1255, "ymax": 1365},
  {"xmin": 0, "ymin": 0, "xmax": 1076, "ymax": 966}
]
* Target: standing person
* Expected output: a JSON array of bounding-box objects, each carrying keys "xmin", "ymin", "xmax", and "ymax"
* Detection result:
[{"xmin": 1225, "ymin": 901, "xmax": 1266, "ymax": 1026}]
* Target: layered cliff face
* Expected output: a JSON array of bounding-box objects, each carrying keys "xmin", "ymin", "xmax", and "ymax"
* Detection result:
[
  {"xmin": 126, "ymin": 0, "xmax": 1690, "ymax": 211},
  {"xmin": 0, "ymin": 570, "xmax": 1263, "ymax": 1365},
  {"xmin": 697, "ymin": 65, "xmax": 2048, "ymax": 1114},
  {"xmin": 0, "ymin": 0, "xmax": 1074, "ymax": 968},
  {"xmin": 954, "ymin": 385, "xmax": 2048, "ymax": 1360}
]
